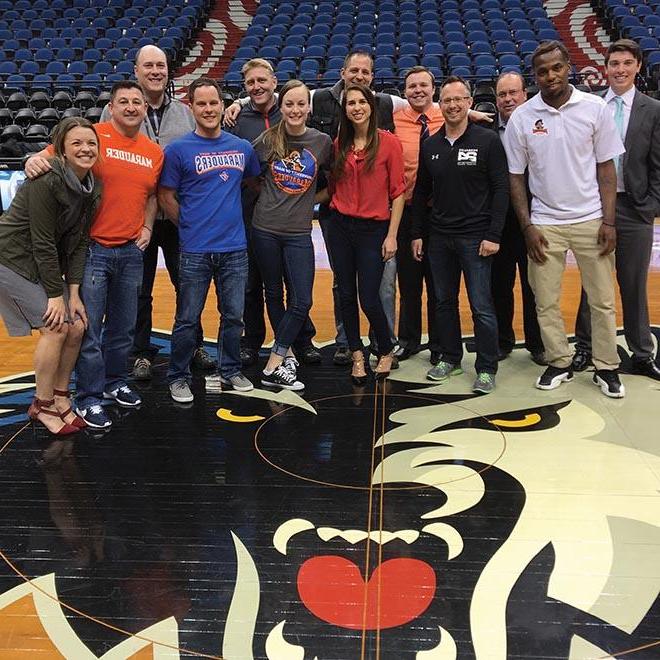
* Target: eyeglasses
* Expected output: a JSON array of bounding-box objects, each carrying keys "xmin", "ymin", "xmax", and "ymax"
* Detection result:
[{"xmin": 440, "ymin": 96, "xmax": 471, "ymax": 105}]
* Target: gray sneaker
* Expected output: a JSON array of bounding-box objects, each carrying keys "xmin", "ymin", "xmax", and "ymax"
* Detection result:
[
  {"xmin": 169, "ymin": 379, "xmax": 194, "ymax": 403},
  {"xmin": 206, "ymin": 372, "xmax": 254, "ymax": 392},
  {"xmin": 472, "ymin": 372, "xmax": 496, "ymax": 394},
  {"xmin": 426, "ymin": 361, "xmax": 463, "ymax": 382},
  {"xmin": 132, "ymin": 357, "xmax": 152, "ymax": 380}
]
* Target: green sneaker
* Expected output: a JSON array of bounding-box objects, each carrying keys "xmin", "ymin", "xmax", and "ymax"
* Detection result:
[
  {"xmin": 472, "ymin": 372, "xmax": 496, "ymax": 394},
  {"xmin": 426, "ymin": 361, "xmax": 462, "ymax": 382}
]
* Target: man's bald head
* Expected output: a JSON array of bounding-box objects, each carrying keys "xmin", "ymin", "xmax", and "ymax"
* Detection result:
[{"xmin": 134, "ymin": 45, "xmax": 168, "ymax": 103}]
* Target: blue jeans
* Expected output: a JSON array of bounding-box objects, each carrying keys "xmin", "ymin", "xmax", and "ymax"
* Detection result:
[
  {"xmin": 427, "ymin": 234, "xmax": 498, "ymax": 374},
  {"xmin": 325, "ymin": 213, "xmax": 393, "ymax": 356},
  {"xmin": 251, "ymin": 228, "xmax": 314, "ymax": 357},
  {"xmin": 76, "ymin": 241, "xmax": 144, "ymax": 408},
  {"xmin": 167, "ymin": 250, "xmax": 247, "ymax": 383}
]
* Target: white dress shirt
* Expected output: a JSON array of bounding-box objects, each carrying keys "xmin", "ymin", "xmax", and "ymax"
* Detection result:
[{"xmin": 604, "ymin": 85, "xmax": 635, "ymax": 192}]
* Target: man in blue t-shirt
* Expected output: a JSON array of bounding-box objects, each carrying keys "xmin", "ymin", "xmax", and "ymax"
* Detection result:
[{"xmin": 159, "ymin": 77, "xmax": 260, "ymax": 403}]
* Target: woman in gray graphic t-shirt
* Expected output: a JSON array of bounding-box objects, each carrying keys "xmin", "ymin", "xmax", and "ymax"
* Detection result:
[{"xmin": 251, "ymin": 80, "xmax": 332, "ymax": 392}]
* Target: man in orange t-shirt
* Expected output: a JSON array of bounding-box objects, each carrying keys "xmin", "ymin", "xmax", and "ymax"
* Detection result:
[{"xmin": 27, "ymin": 81, "xmax": 164, "ymax": 429}]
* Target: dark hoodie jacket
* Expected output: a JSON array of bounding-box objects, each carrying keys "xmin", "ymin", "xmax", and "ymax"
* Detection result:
[{"xmin": 0, "ymin": 158, "xmax": 102, "ymax": 297}]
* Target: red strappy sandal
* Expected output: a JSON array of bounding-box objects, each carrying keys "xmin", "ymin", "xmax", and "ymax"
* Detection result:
[
  {"xmin": 53, "ymin": 389, "xmax": 87, "ymax": 429},
  {"xmin": 28, "ymin": 397, "xmax": 80, "ymax": 435}
]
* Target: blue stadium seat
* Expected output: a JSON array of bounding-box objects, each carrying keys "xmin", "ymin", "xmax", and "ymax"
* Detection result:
[
  {"xmin": 446, "ymin": 42, "xmax": 469, "ymax": 55},
  {"xmin": 328, "ymin": 44, "xmax": 349, "ymax": 58},
  {"xmin": 0, "ymin": 61, "xmax": 18, "ymax": 78},
  {"xmin": 467, "ymin": 31, "xmax": 490, "ymax": 44},
  {"xmin": 471, "ymin": 41, "xmax": 493, "ymax": 54},
  {"xmin": 281, "ymin": 45, "xmax": 303, "ymax": 59},
  {"xmin": 31, "ymin": 74, "xmax": 53, "ymax": 93},
  {"xmin": 475, "ymin": 65, "xmax": 497, "ymax": 80},
  {"xmin": 305, "ymin": 45, "xmax": 326, "ymax": 58},
  {"xmin": 499, "ymin": 53, "xmax": 522, "ymax": 67},
  {"xmin": 445, "ymin": 31, "xmax": 467, "ymax": 43},
  {"xmin": 421, "ymin": 55, "xmax": 443, "ymax": 70},
  {"xmin": 423, "ymin": 43, "xmax": 445, "ymax": 57},
  {"xmin": 93, "ymin": 61, "xmax": 114, "ymax": 75},
  {"xmin": 104, "ymin": 48, "xmax": 124, "ymax": 64},
  {"xmin": 115, "ymin": 61, "xmax": 135, "ymax": 76},
  {"xmin": 494, "ymin": 41, "xmax": 517, "ymax": 55},
  {"xmin": 450, "ymin": 65, "xmax": 472, "ymax": 76},
  {"xmin": 519, "ymin": 40, "xmax": 539, "ymax": 55},
  {"xmin": 448, "ymin": 54, "xmax": 472, "ymax": 68},
  {"xmin": 474, "ymin": 54, "xmax": 497, "ymax": 67}
]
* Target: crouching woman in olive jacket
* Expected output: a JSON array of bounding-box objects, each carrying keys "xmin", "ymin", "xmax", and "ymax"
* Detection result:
[{"xmin": 0, "ymin": 117, "xmax": 101, "ymax": 435}]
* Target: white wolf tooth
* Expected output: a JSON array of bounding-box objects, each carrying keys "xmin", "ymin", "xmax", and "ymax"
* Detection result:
[
  {"xmin": 396, "ymin": 529, "xmax": 420, "ymax": 544},
  {"xmin": 421, "ymin": 523, "xmax": 464, "ymax": 560},
  {"xmin": 265, "ymin": 621, "xmax": 304, "ymax": 660},
  {"xmin": 368, "ymin": 530, "xmax": 420, "ymax": 545},
  {"xmin": 273, "ymin": 519, "xmax": 315, "ymax": 556},
  {"xmin": 317, "ymin": 527, "xmax": 368, "ymax": 544},
  {"xmin": 317, "ymin": 528, "xmax": 421, "ymax": 545},
  {"xmin": 416, "ymin": 626, "xmax": 457, "ymax": 659}
]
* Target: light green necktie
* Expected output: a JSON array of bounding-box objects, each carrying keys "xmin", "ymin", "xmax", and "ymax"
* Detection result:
[{"xmin": 613, "ymin": 96, "xmax": 624, "ymax": 173}]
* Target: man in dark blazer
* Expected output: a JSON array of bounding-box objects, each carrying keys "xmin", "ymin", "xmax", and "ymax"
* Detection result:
[{"xmin": 573, "ymin": 39, "xmax": 660, "ymax": 380}]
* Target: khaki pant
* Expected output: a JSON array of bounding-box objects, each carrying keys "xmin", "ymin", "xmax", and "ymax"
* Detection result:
[{"xmin": 528, "ymin": 219, "xmax": 619, "ymax": 371}]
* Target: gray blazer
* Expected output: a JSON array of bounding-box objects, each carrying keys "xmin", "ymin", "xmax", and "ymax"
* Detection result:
[{"xmin": 618, "ymin": 89, "xmax": 660, "ymax": 222}]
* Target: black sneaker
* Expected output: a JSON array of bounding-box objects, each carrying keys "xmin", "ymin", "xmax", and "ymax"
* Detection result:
[
  {"xmin": 535, "ymin": 365, "xmax": 573, "ymax": 390},
  {"xmin": 333, "ymin": 346, "xmax": 352, "ymax": 366},
  {"xmin": 593, "ymin": 369, "xmax": 625, "ymax": 398},
  {"xmin": 240, "ymin": 347, "xmax": 259, "ymax": 367},
  {"xmin": 192, "ymin": 347, "xmax": 216, "ymax": 370},
  {"xmin": 261, "ymin": 365, "xmax": 304, "ymax": 391},
  {"xmin": 299, "ymin": 345, "xmax": 322, "ymax": 364},
  {"xmin": 571, "ymin": 348, "xmax": 592, "ymax": 372}
]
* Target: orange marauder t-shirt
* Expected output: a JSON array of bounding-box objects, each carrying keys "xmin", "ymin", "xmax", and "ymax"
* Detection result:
[{"xmin": 46, "ymin": 122, "xmax": 163, "ymax": 246}]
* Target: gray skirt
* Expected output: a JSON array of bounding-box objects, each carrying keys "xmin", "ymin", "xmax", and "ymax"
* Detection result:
[{"xmin": 0, "ymin": 263, "xmax": 70, "ymax": 336}]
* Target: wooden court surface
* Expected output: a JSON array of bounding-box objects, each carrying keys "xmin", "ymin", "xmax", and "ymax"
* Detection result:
[{"xmin": 1, "ymin": 266, "xmax": 659, "ymax": 378}]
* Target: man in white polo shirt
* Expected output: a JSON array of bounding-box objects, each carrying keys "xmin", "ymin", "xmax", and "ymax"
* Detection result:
[{"xmin": 503, "ymin": 40, "xmax": 626, "ymax": 398}]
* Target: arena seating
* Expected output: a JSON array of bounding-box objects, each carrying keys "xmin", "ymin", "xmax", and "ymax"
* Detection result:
[
  {"xmin": 223, "ymin": 0, "xmax": 561, "ymax": 90},
  {"xmin": 0, "ymin": 0, "xmax": 210, "ymax": 151}
]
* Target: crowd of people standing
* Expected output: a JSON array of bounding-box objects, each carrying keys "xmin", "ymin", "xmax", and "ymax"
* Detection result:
[{"xmin": 1, "ymin": 36, "xmax": 659, "ymax": 433}]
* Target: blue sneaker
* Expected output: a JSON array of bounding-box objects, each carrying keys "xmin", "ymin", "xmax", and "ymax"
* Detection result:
[
  {"xmin": 75, "ymin": 404, "xmax": 112, "ymax": 429},
  {"xmin": 103, "ymin": 384, "xmax": 142, "ymax": 407}
]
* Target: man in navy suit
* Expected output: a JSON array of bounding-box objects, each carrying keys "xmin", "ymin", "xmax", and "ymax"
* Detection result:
[{"xmin": 573, "ymin": 39, "xmax": 660, "ymax": 380}]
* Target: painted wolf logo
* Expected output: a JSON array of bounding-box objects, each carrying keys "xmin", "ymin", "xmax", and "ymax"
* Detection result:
[{"xmin": 220, "ymin": 377, "xmax": 660, "ymax": 659}]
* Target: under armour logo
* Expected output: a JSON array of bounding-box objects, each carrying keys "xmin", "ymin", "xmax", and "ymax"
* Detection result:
[{"xmin": 431, "ymin": 154, "xmax": 439, "ymax": 160}]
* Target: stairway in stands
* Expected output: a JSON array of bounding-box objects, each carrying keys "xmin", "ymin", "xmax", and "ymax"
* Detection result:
[
  {"xmin": 173, "ymin": 0, "xmax": 257, "ymax": 94},
  {"xmin": 544, "ymin": 0, "xmax": 611, "ymax": 84}
]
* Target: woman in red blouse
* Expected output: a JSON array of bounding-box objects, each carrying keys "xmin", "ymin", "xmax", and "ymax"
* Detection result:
[{"xmin": 325, "ymin": 84, "xmax": 406, "ymax": 382}]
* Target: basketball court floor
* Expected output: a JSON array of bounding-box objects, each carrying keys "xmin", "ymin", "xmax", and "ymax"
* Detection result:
[{"xmin": 0, "ymin": 229, "xmax": 659, "ymax": 659}]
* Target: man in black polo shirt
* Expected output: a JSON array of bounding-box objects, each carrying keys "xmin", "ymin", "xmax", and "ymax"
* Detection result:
[{"xmin": 411, "ymin": 76, "xmax": 509, "ymax": 394}]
